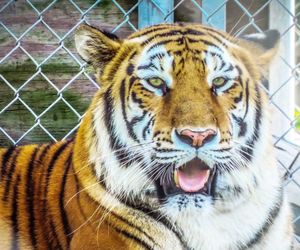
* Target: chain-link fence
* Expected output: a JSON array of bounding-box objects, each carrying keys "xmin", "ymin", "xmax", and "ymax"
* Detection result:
[{"xmin": 0, "ymin": 0, "xmax": 300, "ymax": 242}]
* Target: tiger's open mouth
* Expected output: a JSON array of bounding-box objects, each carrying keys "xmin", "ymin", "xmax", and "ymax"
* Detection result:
[{"xmin": 158, "ymin": 158, "xmax": 217, "ymax": 197}]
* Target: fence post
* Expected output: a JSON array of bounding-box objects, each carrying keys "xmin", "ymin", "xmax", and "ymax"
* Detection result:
[
  {"xmin": 138, "ymin": 0, "xmax": 174, "ymax": 29},
  {"xmin": 202, "ymin": 0, "xmax": 226, "ymax": 30},
  {"xmin": 269, "ymin": 0, "xmax": 296, "ymax": 142}
]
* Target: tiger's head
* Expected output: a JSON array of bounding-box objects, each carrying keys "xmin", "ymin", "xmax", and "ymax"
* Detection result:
[{"xmin": 75, "ymin": 23, "xmax": 279, "ymax": 217}]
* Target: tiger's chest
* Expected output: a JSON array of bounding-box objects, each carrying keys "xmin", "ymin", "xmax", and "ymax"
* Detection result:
[{"xmin": 172, "ymin": 193, "xmax": 290, "ymax": 250}]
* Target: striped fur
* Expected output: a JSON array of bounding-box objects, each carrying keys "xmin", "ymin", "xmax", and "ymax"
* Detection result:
[{"xmin": 0, "ymin": 23, "xmax": 293, "ymax": 249}]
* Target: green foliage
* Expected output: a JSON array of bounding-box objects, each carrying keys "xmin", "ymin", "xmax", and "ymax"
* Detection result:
[{"xmin": 296, "ymin": 109, "xmax": 300, "ymax": 131}]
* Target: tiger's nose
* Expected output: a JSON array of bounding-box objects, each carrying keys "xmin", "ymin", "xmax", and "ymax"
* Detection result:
[{"xmin": 176, "ymin": 129, "xmax": 217, "ymax": 148}]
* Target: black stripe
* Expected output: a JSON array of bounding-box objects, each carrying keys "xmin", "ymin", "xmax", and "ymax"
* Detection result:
[
  {"xmin": 194, "ymin": 48, "xmax": 220, "ymax": 57},
  {"xmin": 128, "ymin": 51, "xmax": 137, "ymax": 61},
  {"xmin": 126, "ymin": 51, "xmax": 137, "ymax": 75},
  {"xmin": 149, "ymin": 52, "xmax": 167, "ymax": 61},
  {"xmin": 11, "ymin": 174, "xmax": 21, "ymax": 250},
  {"xmin": 120, "ymin": 79, "xmax": 139, "ymax": 142},
  {"xmin": 192, "ymin": 26, "xmax": 228, "ymax": 46},
  {"xmin": 234, "ymin": 91, "xmax": 243, "ymax": 103},
  {"xmin": 129, "ymin": 26, "xmax": 173, "ymax": 39},
  {"xmin": 171, "ymin": 50, "xmax": 182, "ymax": 56},
  {"xmin": 37, "ymin": 143, "xmax": 53, "ymax": 166},
  {"xmin": 50, "ymin": 220, "xmax": 63, "ymax": 250},
  {"xmin": 43, "ymin": 141, "xmax": 72, "ymax": 247},
  {"xmin": 70, "ymin": 191, "xmax": 156, "ymax": 249},
  {"xmin": 73, "ymin": 167, "xmax": 89, "ymax": 222},
  {"xmin": 127, "ymin": 63, "xmax": 134, "ymax": 75},
  {"xmin": 224, "ymin": 64, "xmax": 234, "ymax": 72},
  {"xmin": 187, "ymin": 37, "xmax": 223, "ymax": 48},
  {"xmin": 26, "ymin": 147, "xmax": 39, "ymax": 248},
  {"xmin": 140, "ymin": 206, "xmax": 187, "ymax": 248},
  {"xmin": 218, "ymin": 60, "xmax": 226, "ymax": 72},
  {"xmin": 99, "ymin": 171, "xmax": 187, "ymax": 248},
  {"xmin": 101, "ymin": 29, "xmax": 119, "ymax": 41},
  {"xmin": 43, "ymin": 142, "xmax": 71, "ymax": 198},
  {"xmin": 34, "ymin": 144, "xmax": 52, "ymax": 247},
  {"xmin": 105, "ymin": 50, "xmax": 131, "ymax": 82},
  {"xmin": 103, "ymin": 87, "xmax": 135, "ymax": 167},
  {"xmin": 240, "ymin": 84, "xmax": 262, "ymax": 161},
  {"xmin": 59, "ymin": 153, "xmax": 73, "ymax": 245},
  {"xmin": 131, "ymin": 91, "xmax": 145, "ymax": 105},
  {"xmin": 251, "ymin": 85, "xmax": 263, "ymax": 141},
  {"xmin": 103, "ymin": 87, "xmax": 115, "ymax": 132},
  {"xmin": 103, "ymin": 87, "xmax": 119, "ymax": 145},
  {"xmin": 243, "ymin": 79, "xmax": 250, "ymax": 120},
  {"xmin": 129, "ymin": 111, "xmax": 147, "ymax": 128},
  {"xmin": 233, "ymin": 114, "xmax": 247, "ymax": 138},
  {"xmin": 236, "ymin": 65, "xmax": 243, "ymax": 74},
  {"xmin": 147, "ymin": 38, "xmax": 184, "ymax": 52},
  {"xmin": 119, "ymin": 81, "xmax": 147, "ymax": 166},
  {"xmin": 3, "ymin": 148, "xmax": 21, "ymax": 202},
  {"xmin": 141, "ymin": 30, "xmax": 183, "ymax": 46},
  {"xmin": 212, "ymin": 155, "xmax": 231, "ymax": 161},
  {"xmin": 128, "ymin": 76, "xmax": 137, "ymax": 90},
  {"xmin": 153, "ymin": 155, "xmax": 181, "ymax": 161},
  {"xmin": 112, "ymin": 225, "xmax": 152, "ymax": 250},
  {"xmin": 183, "ymin": 28, "xmax": 205, "ymax": 36},
  {"xmin": 1, "ymin": 146, "xmax": 15, "ymax": 180},
  {"xmin": 137, "ymin": 63, "xmax": 157, "ymax": 71},
  {"xmin": 109, "ymin": 210, "xmax": 156, "ymax": 246},
  {"xmin": 153, "ymin": 148, "xmax": 183, "ymax": 153},
  {"xmin": 117, "ymin": 198, "xmax": 188, "ymax": 249},
  {"xmin": 242, "ymin": 189, "xmax": 283, "ymax": 249},
  {"xmin": 142, "ymin": 116, "xmax": 154, "ymax": 140},
  {"xmin": 206, "ymin": 32, "xmax": 227, "ymax": 47}
]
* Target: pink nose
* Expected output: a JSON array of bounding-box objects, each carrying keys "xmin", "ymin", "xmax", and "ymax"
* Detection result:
[{"xmin": 178, "ymin": 129, "xmax": 216, "ymax": 148}]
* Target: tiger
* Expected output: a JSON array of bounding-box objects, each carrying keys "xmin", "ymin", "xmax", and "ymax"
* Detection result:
[{"xmin": 0, "ymin": 22, "xmax": 294, "ymax": 250}]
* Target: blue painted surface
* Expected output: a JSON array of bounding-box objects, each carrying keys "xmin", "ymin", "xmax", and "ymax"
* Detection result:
[
  {"xmin": 202, "ymin": 0, "xmax": 226, "ymax": 30},
  {"xmin": 138, "ymin": 0, "xmax": 174, "ymax": 29},
  {"xmin": 138, "ymin": 0, "xmax": 226, "ymax": 30}
]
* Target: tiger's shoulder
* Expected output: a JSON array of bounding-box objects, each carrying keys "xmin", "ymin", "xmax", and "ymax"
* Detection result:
[
  {"xmin": 0, "ymin": 140, "xmax": 76, "ymax": 250},
  {"xmin": 0, "ymin": 140, "xmax": 74, "ymax": 182}
]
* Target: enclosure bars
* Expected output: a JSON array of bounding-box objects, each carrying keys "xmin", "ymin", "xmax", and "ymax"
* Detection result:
[{"xmin": 138, "ymin": 0, "xmax": 226, "ymax": 31}]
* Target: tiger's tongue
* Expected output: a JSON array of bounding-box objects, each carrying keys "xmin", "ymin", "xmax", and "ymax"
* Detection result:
[{"xmin": 177, "ymin": 166, "xmax": 210, "ymax": 193}]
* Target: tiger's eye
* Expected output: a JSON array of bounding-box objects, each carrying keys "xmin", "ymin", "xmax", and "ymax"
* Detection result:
[
  {"xmin": 148, "ymin": 77, "xmax": 164, "ymax": 87},
  {"xmin": 212, "ymin": 77, "xmax": 227, "ymax": 86},
  {"xmin": 147, "ymin": 77, "xmax": 168, "ymax": 95}
]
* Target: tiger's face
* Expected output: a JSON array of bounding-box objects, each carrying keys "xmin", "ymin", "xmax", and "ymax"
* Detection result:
[{"xmin": 75, "ymin": 24, "xmax": 279, "ymax": 216}]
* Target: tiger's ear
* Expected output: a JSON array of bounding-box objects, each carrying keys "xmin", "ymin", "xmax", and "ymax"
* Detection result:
[
  {"xmin": 75, "ymin": 24, "xmax": 121, "ymax": 71},
  {"xmin": 238, "ymin": 30, "xmax": 280, "ymax": 69}
]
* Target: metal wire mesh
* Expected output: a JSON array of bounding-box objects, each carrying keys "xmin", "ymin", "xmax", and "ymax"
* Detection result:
[{"xmin": 0, "ymin": 0, "xmax": 299, "ymax": 242}]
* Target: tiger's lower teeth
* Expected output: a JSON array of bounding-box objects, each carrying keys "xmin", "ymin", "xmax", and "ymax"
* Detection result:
[{"xmin": 174, "ymin": 170, "xmax": 179, "ymax": 187}]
